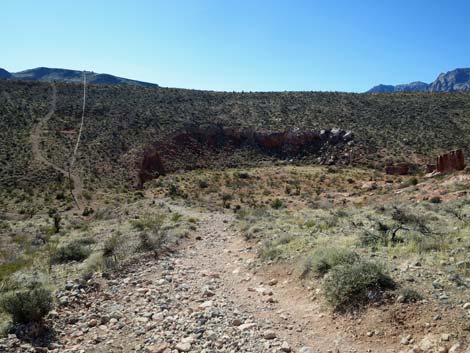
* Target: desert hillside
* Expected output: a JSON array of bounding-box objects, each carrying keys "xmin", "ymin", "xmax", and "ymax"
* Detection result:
[
  {"xmin": 0, "ymin": 79, "xmax": 469, "ymax": 353},
  {"xmin": 2, "ymin": 79, "xmax": 470, "ymax": 195}
]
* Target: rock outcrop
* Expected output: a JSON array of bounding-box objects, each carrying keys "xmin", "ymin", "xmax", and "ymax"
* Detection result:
[
  {"xmin": 136, "ymin": 125, "xmax": 354, "ymax": 187},
  {"xmin": 436, "ymin": 149, "xmax": 465, "ymax": 173},
  {"xmin": 137, "ymin": 148, "xmax": 166, "ymax": 188}
]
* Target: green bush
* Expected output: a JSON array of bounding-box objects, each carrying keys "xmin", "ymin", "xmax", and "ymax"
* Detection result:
[
  {"xmin": 50, "ymin": 240, "xmax": 92, "ymax": 264},
  {"xmin": 198, "ymin": 179, "xmax": 209, "ymax": 188},
  {"xmin": 271, "ymin": 198, "xmax": 283, "ymax": 209},
  {"xmin": 323, "ymin": 261, "xmax": 395, "ymax": 310},
  {"xmin": 0, "ymin": 286, "xmax": 53, "ymax": 324},
  {"xmin": 301, "ymin": 247, "xmax": 359, "ymax": 278},
  {"xmin": 430, "ymin": 196, "xmax": 442, "ymax": 204}
]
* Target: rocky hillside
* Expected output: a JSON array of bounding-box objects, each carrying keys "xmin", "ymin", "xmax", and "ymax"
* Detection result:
[
  {"xmin": 0, "ymin": 67, "xmax": 158, "ymax": 87},
  {"xmin": 2, "ymin": 79, "xmax": 470, "ymax": 198},
  {"xmin": 368, "ymin": 68, "xmax": 470, "ymax": 93},
  {"xmin": 429, "ymin": 69, "xmax": 470, "ymax": 92}
]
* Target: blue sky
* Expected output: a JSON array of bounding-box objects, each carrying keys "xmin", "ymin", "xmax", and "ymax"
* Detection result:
[{"xmin": 2, "ymin": 0, "xmax": 470, "ymax": 92}]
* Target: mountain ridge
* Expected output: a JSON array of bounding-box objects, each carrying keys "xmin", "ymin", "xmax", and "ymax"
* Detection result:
[
  {"xmin": 368, "ymin": 68, "xmax": 470, "ymax": 93},
  {"xmin": 0, "ymin": 67, "xmax": 158, "ymax": 87}
]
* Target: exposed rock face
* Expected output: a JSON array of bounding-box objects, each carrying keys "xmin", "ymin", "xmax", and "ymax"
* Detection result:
[
  {"xmin": 136, "ymin": 125, "xmax": 354, "ymax": 186},
  {"xmin": 137, "ymin": 148, "xmax": 166, "ymax": 188},
  {"xmin": 436, "ymin": 149, "xmax": 465, "ymax": 173},
  {"xmin": 385, "ymin": 164, "xmax": 409, "ymax": 175},
  {"xmin": 429, "ymin": 68, "xmax": 470, "ymax": 92}
]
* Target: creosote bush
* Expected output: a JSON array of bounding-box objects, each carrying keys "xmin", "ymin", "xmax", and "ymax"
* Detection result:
[
  {"xmin": 0, "ymin": 286, "xmax": 53, "ymax": 324},
  {"xmin": 271, "ymin": 198, "xmax": 283, "ymax": 209},
  {"xmin": 301, "ymin": 247, "xmax": 359, "ymax": 278},
  {"xmin": 323, "ymin": 261, "xmax": 395, "ymax": 310},
  {"xmin": 50, "ymin": 239, "xmax": 92, "ymax": 264},
  {"xmin": 430, "ymin": 196, "xmax": 442, "ymax": 204}
]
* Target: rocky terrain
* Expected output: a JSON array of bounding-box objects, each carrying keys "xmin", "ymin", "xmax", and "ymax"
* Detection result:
[
  {"xmin": 1, "ymin": 190, "xmax": 469, "ymax": 353},
  {"xmin": 3, "ymin": 79, "xmax": 470, "ymax": 202},
  {"xmin": 1, "ymin": 78, "xmax": 470, "ymax": 353}
]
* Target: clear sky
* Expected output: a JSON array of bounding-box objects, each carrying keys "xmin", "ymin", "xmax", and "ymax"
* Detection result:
[{"xmin": 2, "ymin": 0, "xmax": 470, "ymax": 92}]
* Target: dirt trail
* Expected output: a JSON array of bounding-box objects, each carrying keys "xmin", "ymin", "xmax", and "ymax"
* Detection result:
[
  {"xmin": 23, "ymin": 200, "xmax": 412, "ymax": 352},
  {"xmin": 169, "ymin": 204, "xmax": 399, "ymax": 353},
  {"xmin": 29, "ymin": 83, "xmax": 84, "ymax": 208}
]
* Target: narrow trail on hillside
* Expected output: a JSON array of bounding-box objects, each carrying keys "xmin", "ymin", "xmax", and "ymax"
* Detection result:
[
  {"xmin": 29, "ymin": 83, "xmax": 84, "ymax": 208},
  {"xmin": 51, "ymin": 200, "xmax": 400, "ymax": 353}
]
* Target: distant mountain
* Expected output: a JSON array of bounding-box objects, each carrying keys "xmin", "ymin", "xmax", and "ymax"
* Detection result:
[
  {"xmin": 0, "ymin": 67, "xmax": 158, "ymax": 87},
  {"xmin": 368, "ymin": 68, "xmax": 470, "ymax": 93},
  {"xmin": 429, "ymin": 68, "xmax": 470, "ymax": 92},
  {"xmin": 0, "ymin": 68, "xmax": 12, "ymax": 79}
]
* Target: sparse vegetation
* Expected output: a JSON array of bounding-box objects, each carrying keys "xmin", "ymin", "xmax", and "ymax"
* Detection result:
[{"xmin": 1, "ymin": 77, "xmax": 470, "ymax": 348}]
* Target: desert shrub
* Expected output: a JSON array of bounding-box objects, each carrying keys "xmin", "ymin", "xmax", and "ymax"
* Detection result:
[
  {"xmin": 80, "ymin": 252, "xmax": 104, "ymax": 280},
  {"xmin": 131, "ymin": 213, "xmax": 165, "ymax": 231},
  {"xmin": 82, "ymin": 207, "xmax": 94, "ymax": 216},
  {"xmin": 301, "ymin": 247, "xmax": 359, "ymax": 278},
  {"xmin": 397, "ymin": 287, "xmax": 423, "ymax": 303},
  {"xmin": 171, "ymin": 212, "xmax": 183, "ymax": 223},
  {"xmin": 48, "ymin": 208, "xmax": 61, "ymax": 234},
  {"xmin": 411, "ymin": 234, "xmax": 448, "ymax": 253},
  {"xmin": 0, "ymin": 286, "xmax": 53, "ymax": 324},
  {"xmin": 429, "ymin": 196, "xmax": 442, "ymax": 204},
  {"xmin": 136, "ymin": 229, "xmax": 165, "ymax": 256},
  {"xmin": 167, "ymin": 184, "xmax": 180, "ymax": 198},
  {"xmin": 304, "ymin": 220, "xmax": 316, "ymax": 228},
  {"xmin": 235, "ymin": 171, "xmax": 250, "ymax": 179},
  {"xmin": 222, "ymin": 193, "xmax": 232, "ymax": 208},
  {"xmin": 392, "ymin": 207, "xmax": 430, "ymax": 235},
  {"xmin": 271, "ymin": 198, "xmax": 284, "ymax": 209},
  {"xmin": 359, "ymin": 231, "xmax": 383, "ymax": 247},
  {"xmin": 402, "ymin": 177, "xmax": 418, "ymax": 187},
  {"xmin": 102, "ymin": 234, "xmax": 121, "ymax": 259},
  {"xmin": 0, "ymin": 220, "xmax": 11, "ymax": 232},
  {"xmin": 198, "ymin": 179, "xmax": 209, "ymax": 189},
  {"xmin": 50, "ymin": 240, "xmax": 92, "ymax": 264},
  {"xmin": 261, "ymin": 244, "xmax": 282, "ymax": 260},
  {"xmin": 323, "ymin": 261, "xmax": 395, "ymax": 310}
]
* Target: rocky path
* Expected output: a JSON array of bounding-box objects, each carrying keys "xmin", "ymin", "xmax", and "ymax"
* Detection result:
[
  {"xmin": 29, "ymin": 83, "xmax": 84, "ymax": 208},
  {"xmin": 3, "ymin": 203, "xmax": 410, "ymax": 352}
]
